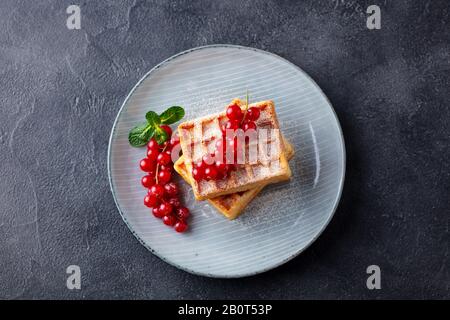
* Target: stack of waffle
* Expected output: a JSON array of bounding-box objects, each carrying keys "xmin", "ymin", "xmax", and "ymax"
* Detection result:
[{"xmin": 174, "ymin": 99, "xmax": 294, "ymax": 219}]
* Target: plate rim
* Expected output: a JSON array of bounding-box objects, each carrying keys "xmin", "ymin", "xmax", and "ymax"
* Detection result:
[{"xmin": 107, "ymin": 44, "xmax": 346, "ymax": 278}]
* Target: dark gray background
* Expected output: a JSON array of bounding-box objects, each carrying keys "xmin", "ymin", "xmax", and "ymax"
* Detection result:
[{"xmin": 0, "ymin": 0, "xmax": 448, "ymax": 299}]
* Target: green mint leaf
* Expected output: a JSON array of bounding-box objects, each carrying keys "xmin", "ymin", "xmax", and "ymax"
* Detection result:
[
  {"xmin": 129, "ymin": 105, "xmax": 184, "ymax": 147},
  {"xmin": 146, "ymin": 111, "xmax": 161, "ymax": 127},
  {"xmin": 159, "ymin": 106, "xmax": 185, "ymax": 125},
  {"xmin": 128, "ymin": 123, "xmax": 155, "ymax": 147},
  {"xmin": 153, "ymin": 126, "xmax": 169, "ymax": 144}
]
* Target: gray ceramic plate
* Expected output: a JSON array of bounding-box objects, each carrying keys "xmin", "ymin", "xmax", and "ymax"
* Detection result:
[{"xmin": 108, "ymin": 45, "xmax": 345, "ymax": 278}]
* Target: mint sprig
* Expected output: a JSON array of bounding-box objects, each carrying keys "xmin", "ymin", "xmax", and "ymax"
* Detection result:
[
  {"xmin": 128, "ymin": 106, "xmax": 185, "ymax": 147},
  {"xmin": 160, "ymin": 106, "xmax": 184, "ymax": 125},
  {"xmin": 145, "ymin": 111, "xmax": 161, "ymax": 127},
  {"xmin": 128, "ymin": 123, "xmax": 155, "ymax": 147},
  {"xmin": 153, "ymin": 125, "xmax": 169, "ymax": 144}
]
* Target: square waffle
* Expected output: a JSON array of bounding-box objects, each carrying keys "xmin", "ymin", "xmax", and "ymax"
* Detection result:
[
  {"xmin": 174, "ymin": 138, "xmax": 295, "ymax": 219},
  {"xmin": 177, "ymin": 99, "xmax": 292, "ymax": 200}
]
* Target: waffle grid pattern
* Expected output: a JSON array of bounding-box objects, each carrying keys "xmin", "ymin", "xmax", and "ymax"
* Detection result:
[
  {"xmin": 178, "ymin": 99, "xmax": 292, "ymax": 200},
  {"xmin": 174, "ymin": 137, "xmax": 295, "ymax": 219}
]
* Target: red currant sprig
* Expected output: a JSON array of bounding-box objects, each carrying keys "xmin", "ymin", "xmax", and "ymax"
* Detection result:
[
  {"xmin": 140, "ymin": 127, "xmax": 190, "ymax": 233},
  {"xmin": 192, "ymin": 100, "xmax": 260, "ymax": 182}
]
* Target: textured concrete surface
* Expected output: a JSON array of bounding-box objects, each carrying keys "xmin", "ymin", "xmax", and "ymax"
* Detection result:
[{"xmin": 0, "ymin": 0, "xmax": 448, "ymax": 299}]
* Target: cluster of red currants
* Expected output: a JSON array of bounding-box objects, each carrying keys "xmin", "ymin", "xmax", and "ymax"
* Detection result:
[
  {"xmin": 139, "ymin": 125, "xmax": 189, "ymax": 233},
  {"xmin": 191, "ymin": 103, "xmax": 261, "ymax": 182}
]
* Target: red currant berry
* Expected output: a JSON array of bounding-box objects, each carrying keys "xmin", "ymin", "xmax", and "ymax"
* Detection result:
[
  {"xmin": 176, "ymin": 207, "xmax": 190, "ymax": 220},
  {"xmin": 152, "ymin": 207, "xmax": 164, "ymax": 218},
  {"xmin": 146, "ymin": 148, "xmax": 159, "ymax": 161},
  {"xmin": 214, "ymin": 149, "xmax": 225, "ymax": 163},
  {"xmin": 204, "ymin": 165, "xmax": 218, "ymax": 180},
  {"xmin": 149, "ymin": 184, "xmax": 165, "ymax": 198},
  {"xmin": 159, "ymin": 164, "xmax": 172, "ymax": 172},
  {"xmin": 243, "ymin": 121, "xmax": 257, "ymax": 131},
  {"xmin": 164, "ymin": 182, "xmax": 179, "ymax": 197},
  {"xmin": 140, "ymin": 158, "xmax": 156, "ymax": 172},
  {"xmin": 159, "ymin": 202, "xmax": 173, "ymax": 216},
  {"xmin": 166, "ymin": 149, "xmax": 177, "ymax": 163},
  {"xmin": 195, "ymin": 160, "xmax": 206, "ymax": 170},
  {"xmin": 215, "ymin": 160, "xmax": 227, "ymax": 174},
  {"xmin": 202, "ymin": 153, "xmax": 214, "ymax": 165},
  {"xmin": 147, "ymin": 138, "xmax": 159, "ymax": 150},
  {"xmin": 174, "ymin": 220, "xmax": 188, "ymax": 233},
  {"xmin": 226, "ymin": 104, "xmax": 243, "ymax": 121},
  {"xmin": 192, "ymin": 167, "xmax": 204, "ymax": 181},
  {"xmin": 168, "ymin": 197, "xmax": 181, "ymax": 208},
  {"xmin": 157, "ymin": 152, "xmax": 171, "ymax": 165},
  {"xmin": 160, "ymin": 140, "xmax": 169, "ymax": 150},
  {"xmin": 160, "ymin": 125, "xmax": 172, "ymax": 138},
  {"xmin": 215, "ymin": 138, "xmax": 225, "ymax": 151},
  {"xmin": 163, "ymin": 214, "xmax": 176, "ymax": 226},
  {"xmin": 225, "ymin": 120, "xmax": 240, "ymax": 131},
  {"xmin": 141, "ymin": 175, "xmax": 155, "ymax": 188},
  {"xmin": 170, "ymin": 133, "xmax": 180, "ymax": 146},
  {"xmin": 246, "ymin": 107, "xmax": 260, "ymax": 121},
  {"xmin": 158, "ymin": 170, "xmax": 171, "ymax": 184},
  {"xmin": 144, "ymin": 194, "xmax": 159, "ymax": 208}
]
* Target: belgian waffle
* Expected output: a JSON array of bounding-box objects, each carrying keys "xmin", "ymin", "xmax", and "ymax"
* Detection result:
[
  {"xmin": 174, "ymin": 138, "xmax": 295, "ymax": 219},
  {"xmin": 178, "ymin": 99, "xmax": 292, "ymax": 200}
]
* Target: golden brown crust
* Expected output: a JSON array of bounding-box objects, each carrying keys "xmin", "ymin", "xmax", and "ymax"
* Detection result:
[
  {"xmin": 174, "ymin": 138, "xmax": 295, "ymax": 219},
  {"xmin": 177, "ymin": 99, "xmax": 292, "ymax": 200}
]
